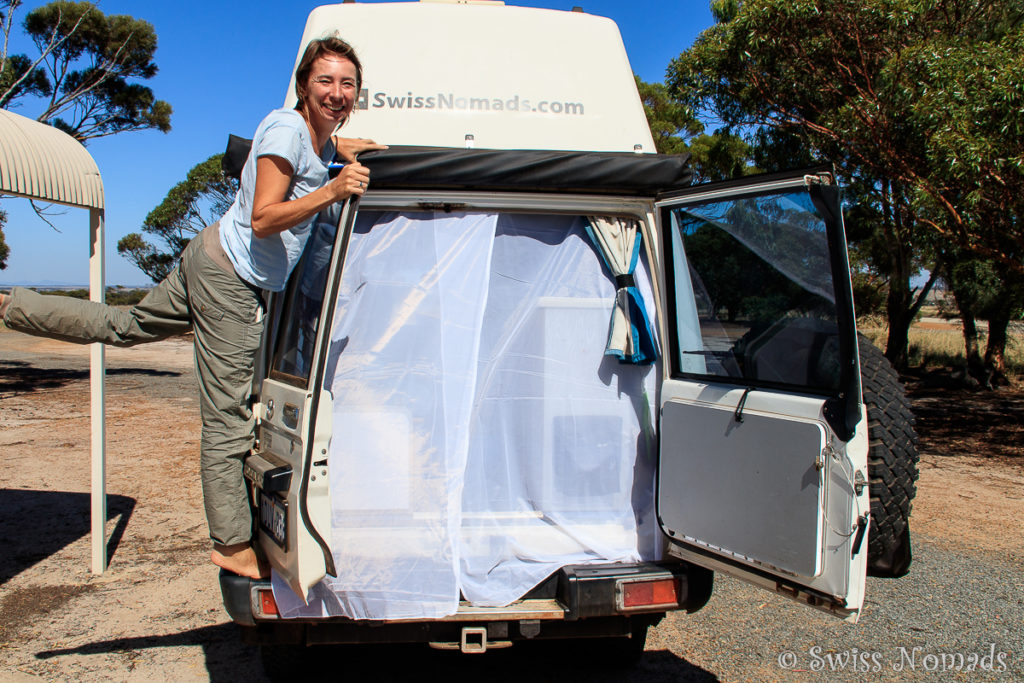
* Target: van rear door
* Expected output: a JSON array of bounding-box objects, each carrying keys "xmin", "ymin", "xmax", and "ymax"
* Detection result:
[
  {"xmin": 246, "ymin": 201, "xmax": 355, "ymax": 601},
  {"xmin": 654, "ymin": 170, "xmax": 869, "ymax": 621}
]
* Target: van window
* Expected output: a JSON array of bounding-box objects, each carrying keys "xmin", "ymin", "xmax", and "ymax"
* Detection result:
[
  {"xmin": 667, "ymin": 190, "xmax": 842, "ymax": 394},
  {"xmin": 269, "ymin": 215, "xmax": 338, "ymax": 385}
]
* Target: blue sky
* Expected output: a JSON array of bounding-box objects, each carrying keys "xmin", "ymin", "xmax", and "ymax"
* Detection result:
[{"xmin": 1, "ymin": 0, "xmax": 714, "ymax": 286}]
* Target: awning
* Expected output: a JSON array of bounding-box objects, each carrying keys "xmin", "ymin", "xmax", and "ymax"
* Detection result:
[
  {"xmin": 0, "ymin": 109, "xmax": 104, "ymax": 210},
  {"xmin": 223, "ymin": 138, "xmax": 693, "ymax": 196},
  {"xmin": 0, "ymin": 108, "xmax": 108, "ymax": 574}
]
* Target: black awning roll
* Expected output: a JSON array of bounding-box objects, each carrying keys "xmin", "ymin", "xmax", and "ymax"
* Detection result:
[{"xmin": 223, "ymin": 139, "xmax": 692, "ymax": 196}]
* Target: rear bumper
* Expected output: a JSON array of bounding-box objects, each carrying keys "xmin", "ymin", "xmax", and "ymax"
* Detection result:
[{"xmin": 220, "ymin": 561, "xmax": 712, "ymax": 645}]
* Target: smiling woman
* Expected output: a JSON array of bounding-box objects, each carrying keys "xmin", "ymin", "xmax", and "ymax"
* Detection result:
[
  {"xmin": 246, "ymin": 38, "xmax": 372, "ymax": 241},
  {"xmin": 0, "ymin": 34, "xmax": 385, "ymax": 582}
]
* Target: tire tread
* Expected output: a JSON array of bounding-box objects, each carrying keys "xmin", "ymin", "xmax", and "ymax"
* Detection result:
[{"xmin": 859, "ymin": 334, "xmax": 919, "ymax": 577}]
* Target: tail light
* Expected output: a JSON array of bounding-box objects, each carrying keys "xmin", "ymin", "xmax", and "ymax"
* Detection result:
[
  {"xmin": 616, "ymin": 577, "xmax": 680, "ymax": 611},
  {"xmin": 255, "ymin": 588, "xmax": 279, "ymax": 618}
]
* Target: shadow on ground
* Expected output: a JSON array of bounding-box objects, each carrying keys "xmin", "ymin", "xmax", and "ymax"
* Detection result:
[
  {"xmin": 0, "ymin": 361, "xmax": 181, "ymax": 393},
  {"xmin": 34, "ymin": 623, "xmax": 262, "ymax": 682},
  {"xmin": 905, "ymin": 373, "xmax": 1024, "ymax": 460},
  {"xmin": 34, "ymin": 626, "xmax": 720, "ymax": 683},
  {"xmin": 297, "ymin": 642, "xmax": 723, "ymax": 683},
  {"xmin": 0, "ymin": 489, "xmax": 135, "ymax": 584}
]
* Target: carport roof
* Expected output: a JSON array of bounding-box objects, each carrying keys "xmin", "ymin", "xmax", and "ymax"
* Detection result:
[{"xmin": 0, "ymin": 108, "xmax": 104, "ymax": 210}]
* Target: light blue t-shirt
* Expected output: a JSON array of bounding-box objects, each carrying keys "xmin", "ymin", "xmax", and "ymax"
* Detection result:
[{"xmin": 219, "ymin": 108, "xmax": 335, "ymax": 292}]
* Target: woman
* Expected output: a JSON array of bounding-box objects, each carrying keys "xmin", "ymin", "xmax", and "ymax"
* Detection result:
[{"xmin": 0, "ymin": 35, "xmax": 384, "ymax": 579}]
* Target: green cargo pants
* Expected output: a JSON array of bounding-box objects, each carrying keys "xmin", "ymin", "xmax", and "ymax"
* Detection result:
[{"xmin": 4, "ymin": 224, "xmax": 263, "ymax": 546}]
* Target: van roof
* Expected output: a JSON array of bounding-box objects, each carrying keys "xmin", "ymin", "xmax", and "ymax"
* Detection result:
[{"xmin": 290, "ymin": 2, "xmax": 656, "ymax": 153}]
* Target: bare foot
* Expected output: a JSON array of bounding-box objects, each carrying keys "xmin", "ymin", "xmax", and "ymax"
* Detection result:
[{"xmin": 211, "ymin": 542, "xmax": 269, "ymax": 579}]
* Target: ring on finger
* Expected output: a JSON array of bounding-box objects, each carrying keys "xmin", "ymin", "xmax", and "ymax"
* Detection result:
[{"xmin": 359, "ymin": 181, "xmax": 364, "ymax": 188}]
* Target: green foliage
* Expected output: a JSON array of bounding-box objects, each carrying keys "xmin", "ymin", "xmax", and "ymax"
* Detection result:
[
  {"xmin": 686, "ymin": 130, "xmax": 755, "ymax": 183},
  {"xmin": 118, "ymin": 154, "xmax": 238, "ymax": 283},
  {"xmin": 680, "ymin": 205, "xmax": 830, "ymax": 324},
  {"xmin": 0, "ymin": 52, "xmax": 49, "ymax": 101},
  {"xmin": 1, "ymin": 0, "xmax": 172, "ymax": 140},
  {"xmin": 710, "ymin": 0, "xmax": 741, "ymax": 23},
  {"xmin": 948, "ymin": 259, "xmax": 1003, "ymax": 319},
  {"xmin": 666, "ymin": 0, "xmax": 1024, "ymax": 369},
  {"xmin": 947, "ymin": 256, "xmax": 1024, "ymax": 324},
  {"xmin": 145, "ymin": 155, "xmax": 236, "ymax": 235},
  {"xmin": 749, "ymin": 128, "xmax": 819, "ymax": 174},
  {"xmin": 0, "ymin": 207, "xmax": 9, "ymax": 270},
  {"xmin": 685, "ymin": 225, "xmax": 767, "ymax": 321},
  {"xmin": 669, "ymin": 0, "xmax": 914, "ymax": 171},
  {"xmin": 104, "ymin": 286, "xmax": 147, "ymax": 306},
  {"xmin": 115, "ymin": 232, "xmax": 178, "ymax": 283},
  {"xmin": 634, "ymin": 75, "xmax": 700, "ymax": 156},
  {"xmin": 667, "ymin": 0, "xmax": 1024, "ymax": 263},
  {"xmin": 850, "ymin": 270, "xmax": 887, "ymax": 318},
  {"xmin": 1, "ymin": 1, "xmax": 172, "ymax": 271},
  {"xmin": 635, "ymin": 75, "xmax": 755, "ymax": 182},
  {"xmin": 901, "ymin": 22, "xmax": 1024, "ymax": 254}
]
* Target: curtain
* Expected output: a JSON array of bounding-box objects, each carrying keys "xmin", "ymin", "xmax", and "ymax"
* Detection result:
[
  {"xmin": 584, "ymin": 216, "xmax": 657, "ymax": 365},
  {"xmin": 272, "ymin": 211, "xmax": 659, "ymax": 620}
]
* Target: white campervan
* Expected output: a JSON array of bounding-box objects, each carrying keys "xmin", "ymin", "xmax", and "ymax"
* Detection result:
[{"xmin": 219, "ymin": 3, "xmax": 918, "ymax": 677}]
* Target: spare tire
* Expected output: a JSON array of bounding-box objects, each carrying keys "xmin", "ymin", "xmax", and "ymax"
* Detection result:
[{"xmin": 859, "ymin": 334, "xmax": 919, "ymax": 577}]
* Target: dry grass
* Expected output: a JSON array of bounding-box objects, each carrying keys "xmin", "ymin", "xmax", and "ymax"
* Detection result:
[{"xmin": 859, "ymin": 319, "xmax": 1024, "ymax": 377}]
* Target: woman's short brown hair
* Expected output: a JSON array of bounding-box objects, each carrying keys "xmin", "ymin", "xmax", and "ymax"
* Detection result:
[{"xmin": 294, "ymin": 35, "xmax": 363, "ymax": 108}]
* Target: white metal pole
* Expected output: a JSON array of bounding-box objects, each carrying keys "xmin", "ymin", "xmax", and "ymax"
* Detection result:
[{"xmin": 89, "ymin": 208, "xmax": 107, "ymax": 574}]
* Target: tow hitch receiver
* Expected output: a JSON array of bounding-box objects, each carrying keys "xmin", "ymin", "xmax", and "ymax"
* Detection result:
[{"xmin": 429, "ymin": 627, "xmax": 513, "ymax": 653}]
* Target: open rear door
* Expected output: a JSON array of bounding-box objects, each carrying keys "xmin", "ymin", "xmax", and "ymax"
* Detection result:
[
  {"xmin": 655, "ymin": 169, "xmax": 870, "ymax": 621},
  {"xmin": 245, "ymin": 200, "xmax": 355, "ymax": 601}
]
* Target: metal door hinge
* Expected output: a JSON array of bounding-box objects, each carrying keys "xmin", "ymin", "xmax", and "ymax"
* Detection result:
[{"xmin": 853, "ymin": 469, "xmax": 867, "ymax": 496}]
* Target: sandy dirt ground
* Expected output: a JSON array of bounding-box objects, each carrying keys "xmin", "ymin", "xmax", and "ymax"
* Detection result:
[{"xmin": 1, "ymin": 326, "xmax": 1022, "ymax": 681}]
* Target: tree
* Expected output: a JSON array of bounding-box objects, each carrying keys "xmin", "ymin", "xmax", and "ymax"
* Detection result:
[
  {"xmin": 943, "ymin": 253, "xmax": 1024, "ymax": 384},
  {"xmin": 903, "ymin": 20, "xmax": 1024, "ymax": 376},
  {"xmin": 899, "ymin": 10, "xmax": 1024, "ymax": 260},
  {"xmin": 0, "ymin": 207, "xmax": 9, "ymax": 270},
  {"xmin": 118, "ymin": 154, "xmax": 237, "ymax": 282},
  {"xmin": 685, "ymin": 129, "xmax": 754, "ymax": 184},
  {"xmin": 1, "ymin": 1, "xmax": 171, "ymax": 139},
  {"xmin": 0, "ymin": 0, "xmax": 172, "ymax": 269},
  {"xmin": 665, "ymin": 0, "xmax": 1020, "ymax": 369},
  {"xmin": 635, "ymin": 75, "xmax": 702, "ymax": 157},
  {"xmin": 844, "ymin": 173, "xmax": 939, "ymax": 368},
  {"xmin": 635, "ymin": 75, "xmax": 754, "ymax": 183}
]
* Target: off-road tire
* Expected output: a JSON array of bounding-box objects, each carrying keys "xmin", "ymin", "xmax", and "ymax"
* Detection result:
[{"xmin": 859, "ymin": 334, "xmax": 919, "ymax": 577}]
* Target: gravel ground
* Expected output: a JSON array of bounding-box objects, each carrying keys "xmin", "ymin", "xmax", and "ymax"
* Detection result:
[{"xmin": 638, "ymin": 538, "xmax": 1023, "ymax": 682}]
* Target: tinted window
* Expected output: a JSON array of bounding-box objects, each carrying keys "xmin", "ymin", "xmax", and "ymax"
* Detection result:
[
  {"xmin": 668, "ymin": 190, "xmax": 841, "ymax": 393},
  {"xmin": 270, "ymin": 210, "xmax": 340, "ymax": 384}
]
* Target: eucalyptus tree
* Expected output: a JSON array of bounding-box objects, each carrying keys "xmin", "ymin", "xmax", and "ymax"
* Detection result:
[
  {"xmin": 0, "ymin": 0, "xmax": 172, "ymax": 269},
  {"xmin": 0, "ymin": 207, "xmax": 8, "ymax": 270},
  {"xmin": 666, "ymin": 0, "xmax": 1022, "ymax": 369},
  {"xmin": 118, "ymin": 154, "xmax": 237, "ymax": 283},
  {"xmin": 1, "ymin": 0, "xmax": 171, "ymax": 138},
  {"xmin": 636, "ymin": 75, "xmax": 754, "ymax": 183}
]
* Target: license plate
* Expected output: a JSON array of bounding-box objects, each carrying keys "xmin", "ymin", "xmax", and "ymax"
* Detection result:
[{"xmin": 258, "ymin": 490, "xmax": 287, "ymax": 549}]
